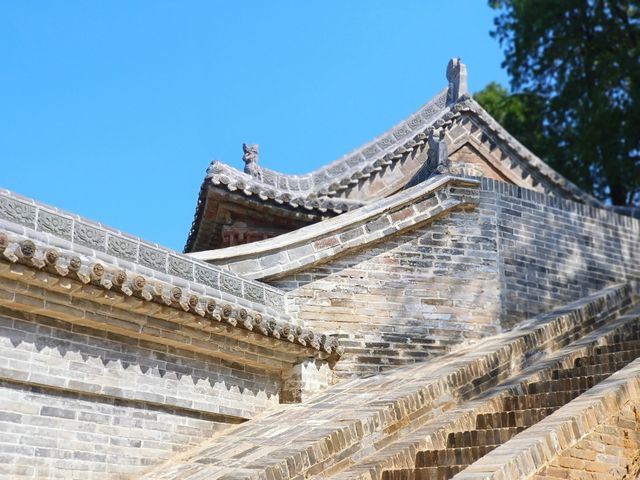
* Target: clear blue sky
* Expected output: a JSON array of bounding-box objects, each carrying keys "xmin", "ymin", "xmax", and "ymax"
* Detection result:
[{"xmin": 1, "ymin": 2, "xmax": 508, "ymax": 251}]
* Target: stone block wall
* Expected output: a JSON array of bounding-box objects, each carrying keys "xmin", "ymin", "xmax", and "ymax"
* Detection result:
[
  {"xmin": 0, "ymin": 306, "xmax": 283, "ymax": 478},
  {"xmin": 272, "ymin": 201, "xmax": 501, "ymax": 378}
]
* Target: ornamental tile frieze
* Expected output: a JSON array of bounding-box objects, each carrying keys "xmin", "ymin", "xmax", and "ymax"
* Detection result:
[{"xmin": 0, "ymin": 189, "xmax": 288, "ymax": 313}]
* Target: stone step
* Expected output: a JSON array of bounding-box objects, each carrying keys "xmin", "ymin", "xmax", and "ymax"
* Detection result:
[
  {"xmin": 475, "ymin": 407, "xmax": 558, "ymax": 429},
  {"xmin": 446, "ymin": 426, "xmax": 526, "ymax": 448},
  {"xmin": 416, "ymin": 444, "xmax": 497, "ymax": 467},
  {"xmin": 573, "ymin": 350, "xmax": 640, "ymax": 367},
  {"xmin": 502, "ymin": 390, "xmax": 585, "ymax": 411},
  {"xmin": 526, "ymin": 374, "xmax": 609, "ymax": 394},
  {"xmin": 382, "ymin": 465, "xmax": 465, "ymax": 480},
  {"xmin": 550, "ymin": 363, "xmax": 626, "ymax": 379},
  {"xmin": 592, "ymin": 340, "xmax": 640, "ymax": 355}
]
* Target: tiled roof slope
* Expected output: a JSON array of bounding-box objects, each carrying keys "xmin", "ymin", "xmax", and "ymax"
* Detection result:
[
  {"xmin": 207, "ymin": 86, "xmax": 448, "ymax": 201},
  {"xmin": 184, "ymin": 58, "xmax": 611, "ymax": 253}
]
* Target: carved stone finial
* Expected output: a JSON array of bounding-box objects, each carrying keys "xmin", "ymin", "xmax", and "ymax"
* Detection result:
[
  {"xmin": 242, "ymin": 144, "xmax": 260, "ymax": 177},
  {"xmin": 446, "ymin": 58, "xmax": 468, "ymax": 105},
  {"xmin": 429, "ymin": 129, "xmax": 450, "ymax": 174}
]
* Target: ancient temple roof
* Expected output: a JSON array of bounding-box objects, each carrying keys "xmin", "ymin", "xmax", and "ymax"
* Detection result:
[
  {"xmin": 184, "ymin": 58, "xmax": 603, "ymax": 253},
  {"xmin": 205, "ymin": 86, "xmax": 449, "ymax": 205}
]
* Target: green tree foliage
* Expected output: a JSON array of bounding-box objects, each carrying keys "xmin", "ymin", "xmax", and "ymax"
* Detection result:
[{"xmin": 478, "ymin": 0, "xmax": 639, "ymax": 206}]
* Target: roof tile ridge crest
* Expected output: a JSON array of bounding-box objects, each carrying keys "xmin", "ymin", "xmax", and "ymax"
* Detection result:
[
  {"xmin": 206, "ymin": 161, "xmax": 366, "ymax": 211},
  {"xmin": 307, "ymin": 87, "xmax": 449, "ymax": 175},
  {"xmin": 207, "ymin": 87, "xmax": 450, "ymax": 196},
  {"xmin": 188, "ymin": 174, "xmax": 479, "ymax": 262},
  {"xmin": 461, "ymin": 96, "xmax": 603, "ymax": 206},
  {"xmin": 0, "ymin": 230, "xmax": 341, "ymax": 356},
  {"xmin": 0, "ymin": 187, "xmax": 288, "ymax": 309}
]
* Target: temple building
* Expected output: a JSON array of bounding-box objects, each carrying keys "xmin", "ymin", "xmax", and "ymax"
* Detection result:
[{"xmin": 0, "ymin": 59, "xmax": 639, "ymax": 479}]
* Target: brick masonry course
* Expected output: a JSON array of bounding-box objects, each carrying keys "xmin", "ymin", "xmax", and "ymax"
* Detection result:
[
  {"xmin": 269, "ymin": 179, "xmax": 640, "ymax": 378},
  {"xmin": 456, "ymin": 356, "xmax": 640, "ymax": 480},
  {"xmin": 139, "ymin": 283, "xmax": 637, "ymax": 479}
]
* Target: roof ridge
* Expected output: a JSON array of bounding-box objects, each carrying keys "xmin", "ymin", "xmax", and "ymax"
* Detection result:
[
  {"xmin": 236, "ymin": 87, "xmax": 450, "ymax": 196},
  {"xmin": 457, "ymin": 96, "xmax": 603, "ymax": 206}
]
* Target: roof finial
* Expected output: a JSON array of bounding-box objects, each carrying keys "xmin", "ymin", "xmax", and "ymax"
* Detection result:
[
  {"xmin": 242, "ymin": 144, "xmax": 260, "ymax": 177},
  {"xmin": 429, "ymin": 129, "xmax": 449, "ymax": 174},
  {"xmin": 446, "ymin": 58, "xmax": 468, "ymax": 105}
]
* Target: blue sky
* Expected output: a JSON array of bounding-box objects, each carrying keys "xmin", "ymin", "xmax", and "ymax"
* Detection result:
[{"xmin": 0, "ymin": 2, "xmax": 508, "ymax": 251}]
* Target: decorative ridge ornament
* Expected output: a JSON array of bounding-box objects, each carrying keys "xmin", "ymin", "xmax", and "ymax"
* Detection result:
[
  {"xmin": 429, "ymin": 129, "xmax": 450, "ymax": 174},
  {"xmin": 446, "ymin": 58, "xmax": 468, "ymax": 105},
  {"xmin": 242, "ymin": 143, "xmax": 260, "ymax": 177}
]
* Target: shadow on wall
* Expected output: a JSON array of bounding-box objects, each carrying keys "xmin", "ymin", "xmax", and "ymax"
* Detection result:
[
  {"xmin": 496, "ymin": 188, "xmax": 638, "ymax": 329},
  {"xmin": 0, "ymin": 307, "xmax": 280, "ymax": 407},
  {"xmin": 272, "ymin": 182, "xmax": 640, "ymax": 379}
]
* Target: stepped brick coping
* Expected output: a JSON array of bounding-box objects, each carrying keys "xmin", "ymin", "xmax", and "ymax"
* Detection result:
[
  {"xmin": 0, "ymin": 229, "xmax": 340, "ymax": 361},
  {"xmin": 334, "ymin": 302, "xmax": 640, "ymax": 479},
  {"xmin": 455, "ymin": 356, "xmax": 640, "ymax": 480},
  {"xmin": 188, "ymin": 175, "xmax": 480, "ymax": 279},
  {"xmin": 141, "ymin": 283, "xmax": 636, "ymax": 480},
  {"xmin": 0, "ymin": 188, "xmax": 288, "ymax": 313}
]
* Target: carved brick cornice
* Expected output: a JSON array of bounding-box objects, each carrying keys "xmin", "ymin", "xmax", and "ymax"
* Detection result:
[{"xmin": 0, "ymin": 230, "xmax": 341, "ymax": 361}]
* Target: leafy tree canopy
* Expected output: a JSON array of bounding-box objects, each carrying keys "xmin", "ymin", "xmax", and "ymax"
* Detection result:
[{"xmin": 477, "ymin": 0, "xmax": 639, "ymax": 206}]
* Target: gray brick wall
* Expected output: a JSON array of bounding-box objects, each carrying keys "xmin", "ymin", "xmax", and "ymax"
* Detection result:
[
  {"xmin": 273, "ymin": 204, "xmax": 501, "ymax": 378},
  {"xmin": 483, "ymin": 179, "xmax": 640, "ymax": 328},
  {"xmin": 273, "ymin": 179, "xmax": 640, "ymax": 379},
  {"xmin": 0, "ymin": 308, "xmax": 285, "ymax": 478},
  {"xmin": 0, "ymin": 380, "xmax": 228, "ymax": 479}
]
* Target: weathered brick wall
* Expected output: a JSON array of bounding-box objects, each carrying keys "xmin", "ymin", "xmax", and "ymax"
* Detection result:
[
  {"xmin": 485, "ymin": 178, "xmax": 640, "ymax": 328},
  {"xmin": 0, "ymin": 307, "xmax": 282, "ymax": 478},
  {"xmin": 272, "ymin": 179, "xmax": 640, "ymax": 379},
  {"xmin": 0, "ymin": 381, "xmax": 226, "ymax": 479},
  {"xmin": 272, "ymin": 202, "xmax": 501, "ymax": 378}
]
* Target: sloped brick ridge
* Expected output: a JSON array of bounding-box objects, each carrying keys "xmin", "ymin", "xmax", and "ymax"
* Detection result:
[
  {"xmin": 190, "ymin": 175, "xmax": 480, "ymax": 280},
  {"xmin": 142, "ymin": 283, "xmax": 639, "ymax": 479}
]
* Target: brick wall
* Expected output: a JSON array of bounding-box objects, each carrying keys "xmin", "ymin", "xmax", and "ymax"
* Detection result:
[
  {"xmin": 273, "ymin": 202, "xmax": 501, "ymax": 378},
  {"xmin": 272, "ymin": 179, "xmax": 640, "ymax": 379},
  {"xmin": 0, "ymin": 307, "xmax": 283, "ymax": 478},
  {"xmin": 484, "ymin": 178, "xmax": 640, "ymax": 328},
  {"xmin": 0, "ymin": 381, "xmax": 227, "ymax": 479}
]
